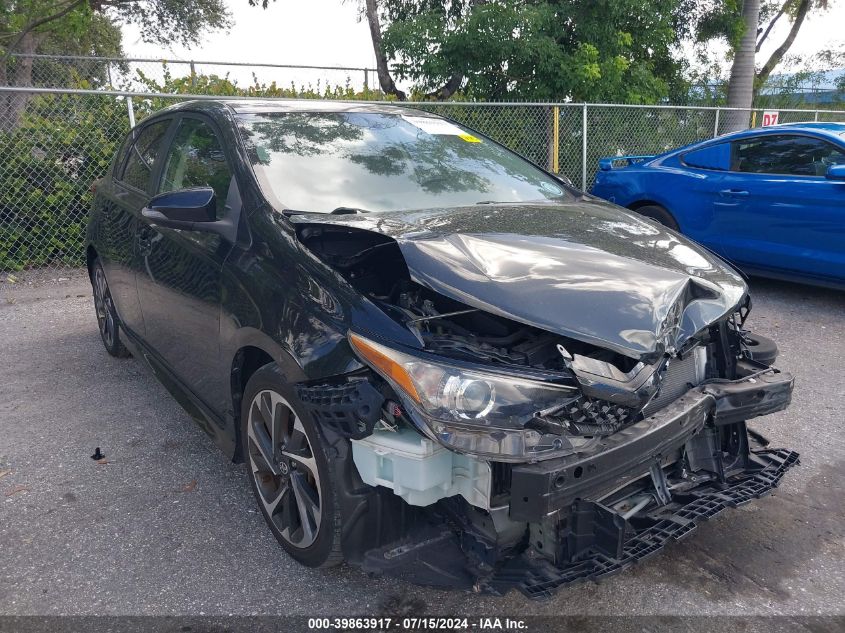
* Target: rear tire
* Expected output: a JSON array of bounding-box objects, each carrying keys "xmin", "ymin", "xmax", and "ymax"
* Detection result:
[
  {"xmin": 91, "ymin": 258, "xmax": 130, "ymax": 358},
  {"xmin": 241, "ymin": 363, "xmax": 343, "ymax": 568},
  {"xmin": 633, "ymin": 204, "xmax": 680, "ymax": 231}
]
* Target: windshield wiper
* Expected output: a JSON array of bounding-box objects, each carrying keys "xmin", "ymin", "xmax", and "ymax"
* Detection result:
[
  {"xmin": 475, "ymin": 198, "xmax": 566, "ymax": 206},
  {"xmin": 330, "ymin": 207, "xmax": 370, "ymax": 215},
  {"xmin": 281, "ymin": 206, "xmax": 370, "ymax": 217}
]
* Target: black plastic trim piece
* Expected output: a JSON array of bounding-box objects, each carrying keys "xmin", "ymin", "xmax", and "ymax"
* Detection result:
[
  {"xmin": 510, "ymin": 391, "xmax": 713, "ymax": 521},
  {"xmin": 296, "ymin": 379, "xmax": 385, "ymax": 439},
  {"xmin": 510, "ymin": 370, "xmax": 794, "ymax": 521},
  {"xmin": 702, "ymin": 369, "xmax": 793, "ymax": 426},
  {"xmin": 484, "ymin": 448, "xmax": 799, "ymax": 599}
]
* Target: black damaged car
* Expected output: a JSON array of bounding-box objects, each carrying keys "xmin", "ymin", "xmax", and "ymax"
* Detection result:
[{"xmin": 86, "ymin": 100, "xmax": 798, "ymax": 598}]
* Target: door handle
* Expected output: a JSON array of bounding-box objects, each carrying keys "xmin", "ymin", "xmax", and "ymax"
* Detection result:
[{"xmin": 719, "ymin": 189, "xmax": 749, "ymax": 197}]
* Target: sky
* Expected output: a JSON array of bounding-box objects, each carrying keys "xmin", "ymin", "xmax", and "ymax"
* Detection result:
[
  {"xmin": 120, "ymin": 0, "xmax": 845, "ymax": 92},
  {"xmin": 121, "ymin": 0, "xmax": 378, "ymax": 91}
]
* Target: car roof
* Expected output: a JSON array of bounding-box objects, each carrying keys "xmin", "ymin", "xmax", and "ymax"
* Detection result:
[
  {"xmin": 769, "ymin": 121, "xmax": 845, "ymax": 133},
  {"xmin": 714, "ymin": 121, "xmax": 845, "ymax": 143},
  {"xmin": 155, "ymin": 98, "xmax": 432, "ymax": 118},
  {"xmin": 646, "ymin": 121, "xmax": 845, "ymax": 161}
]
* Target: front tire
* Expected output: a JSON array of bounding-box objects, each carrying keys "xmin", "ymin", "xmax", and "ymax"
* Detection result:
[
  {"xmin": 241, "ymin": 364, "xmax": 343, "ymax": 568},
  {"xmin": 91, "ymin": 258, "xmax": 130, "ymax": 358}
]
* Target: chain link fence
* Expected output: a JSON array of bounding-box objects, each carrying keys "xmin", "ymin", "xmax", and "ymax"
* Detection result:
[
  {"xmin": 2, "ymin": 55, "xmax": 845, "ymax": 273},
  {"xmin": 6, "ymin": 53, "xmax": 377, "ymax": 94}
]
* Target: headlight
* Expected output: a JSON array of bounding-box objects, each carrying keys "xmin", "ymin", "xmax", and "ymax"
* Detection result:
[{"xmin": 349, "ymin": 332, "xmax": 590, "ymax": 461}]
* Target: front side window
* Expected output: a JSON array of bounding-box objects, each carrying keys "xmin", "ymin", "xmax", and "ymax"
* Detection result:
[
  {"xmin": 159, "ymin": 118, "xmax": 233, "ymax": 218},
  {"xmin": 732, "ymin": 135, "xmax": 845, "ymax": 176},
  {"xmin": 112, "ymin": 133, "xmax": 135, "ymax": 177},
  {"xmin": 120, "ymin": 119, "xmax": 170, "ymax": 191},
  {"xmin": 237, "ymin": 111, "xmax": 573, "ymax": 213}
]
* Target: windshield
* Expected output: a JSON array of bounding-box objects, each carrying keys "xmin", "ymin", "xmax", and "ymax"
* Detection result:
[{"xmin": 237, "ymin": 111, "xmax": 572, "ymax": 213}]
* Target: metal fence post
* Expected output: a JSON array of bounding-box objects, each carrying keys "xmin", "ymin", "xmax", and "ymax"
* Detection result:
[
  {"xmin": 126, "ymin": 96, "xmax": 135, "ymax": 129},
  {"xmin": 363, "ymin": 69, "xmax": 369, "ymax": 93},
  {"xmin": 582, "ymin": 103, "xmax": 588, "ymax": 190},
  {"xmin": 552, "ymin": 105, "xmax": 560, "ymax": 173},
  {"xmin": 714, "ymin": 108, "xmax": 720, "ymax": 137},
  {"xmin": 815, "ymin": 110, "xmax": 820, "ymax": 122},
  {"xmin": 190, "ymin": 61, "xmax": 197, "ymax": 90}
]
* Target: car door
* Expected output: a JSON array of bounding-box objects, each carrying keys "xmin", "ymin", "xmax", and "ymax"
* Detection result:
[
  {"xmin": 135, "ymin": 113, "xmax": 238, "ymax": 415},
  {"xmin": 673, "ymin": 142, "xmax": 735, "ymax": 252},
  {"xmin": 716, "ymin": 134, "xmax": 845, "ymax": 278},
  {"xmin": 96, "ymin": 117, "xmax": 174, "ymax": 337}
]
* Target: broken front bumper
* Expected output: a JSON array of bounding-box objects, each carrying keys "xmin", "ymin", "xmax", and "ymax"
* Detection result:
[
  {"xmin": 483, "ymin": 368, "xmax": 798, "ymax": 598},
  {"xmin": 510, "ymin": 368, "xmax": 794, "ymax": 521},
  {"xmin": 358, "ymin": 368, "xmax": 798, "ymax": 598},
  {"xmin": 483, "ymin": 447, "xmax": 798, "ymax": 599}
]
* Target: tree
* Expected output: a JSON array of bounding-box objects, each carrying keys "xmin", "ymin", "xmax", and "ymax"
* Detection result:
[
  {"xmin": 250, "ymin": 0, "xmax": 691, "ymax": 103},
  {"xmin": 755, "ymin": 0, "xmax": 816, "ymax": 89},
  {"xmin": 370, "ymin": 0, "xmax": 692, "ymax": 102},
  {"xmin": 364, "ymin": 0, "xmax": 407, "ymax": 99},
  {"xmin": 694, "ymin": 0, "xmax": 831, "ymax": 131},
  {"xmin": 0, "ymin": 0, "xmax": 232, "ymax": 129},
  {"xmin": 723, "ymin": 0, "xmax": 760, "ymax": 131},
  {"xmin": 246, "ymin": 0, "xmax": 416, "ymax": 100}
]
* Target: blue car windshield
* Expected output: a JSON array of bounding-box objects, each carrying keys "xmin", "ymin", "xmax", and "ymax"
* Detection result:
[{"xmin": 237, "ymin": 111, "xmax": 572, "ymax": 213}]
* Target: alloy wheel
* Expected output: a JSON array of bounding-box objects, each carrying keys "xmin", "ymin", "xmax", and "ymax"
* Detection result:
[
  {"xmin": 93, "ymin": 265, "xmax": 115, "ymax": 349},
  {"xmin": 246, "ymin": 390, "xmax": 322, "ymax": 549}
]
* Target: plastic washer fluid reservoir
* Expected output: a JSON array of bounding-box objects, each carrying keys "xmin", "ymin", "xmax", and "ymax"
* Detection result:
[{"xmin": 351, "ymin": 427, "xmax": 491, "ymax": 508}]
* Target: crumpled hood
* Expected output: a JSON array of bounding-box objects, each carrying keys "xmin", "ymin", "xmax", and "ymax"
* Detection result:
[{"xmin": 291, "ymin": 201, "xmax": 747, "ymax": 361}]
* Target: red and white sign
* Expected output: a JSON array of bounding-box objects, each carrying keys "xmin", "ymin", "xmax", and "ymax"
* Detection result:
[{"xmin": 761, "ymin": 111, "xmax": 780, "ymax": 127}]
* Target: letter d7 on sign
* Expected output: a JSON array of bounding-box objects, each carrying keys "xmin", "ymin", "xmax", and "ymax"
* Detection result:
[{"xmin": 762, "ymin": 111, "xmax": 780, "ymax": 126}]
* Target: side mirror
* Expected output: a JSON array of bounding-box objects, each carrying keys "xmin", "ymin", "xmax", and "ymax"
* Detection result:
[
  {"xmin": 142, "ymin": 185, "xmax": 240, "ymax": 243},
  {"xmin": 142, "ymin": 187, "xmax": 216, "ymax": 228},
  {"xmin": 826, "ymin": 164, "xmax": 845, "ymax": 181}
]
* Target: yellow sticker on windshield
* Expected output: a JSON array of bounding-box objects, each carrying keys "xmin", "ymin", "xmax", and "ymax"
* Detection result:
[{"xmin": 402, "ymin": 115, "xmax": 482, "ymax": 143}]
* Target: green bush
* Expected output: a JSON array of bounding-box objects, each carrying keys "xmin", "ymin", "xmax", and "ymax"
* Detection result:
[
  {"xmin": 0, "ymin": 93, "xmax": 128, "ymax": 270},
  {"xmin": 0, "ymin": 69, "xmax": 387, "ymax": 271}
]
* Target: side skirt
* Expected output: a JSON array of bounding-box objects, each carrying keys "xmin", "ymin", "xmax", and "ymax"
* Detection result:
[{"xmin": 121, "ymin": 327, "xmax": 237, "ymax": 459}]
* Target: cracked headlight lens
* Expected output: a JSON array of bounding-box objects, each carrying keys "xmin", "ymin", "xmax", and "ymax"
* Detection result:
[{"xmin": 349, "ymin": 332, "xmax": 585, "ymax": 461}]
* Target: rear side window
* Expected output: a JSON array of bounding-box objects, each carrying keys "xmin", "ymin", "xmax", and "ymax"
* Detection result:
[
  {"xmin": 732, "ymin": 135, "xmax": 845, "ymax": 176},
  {"xmin": 120, "ymin": 119, "xmax": 171, "ymax": 191},
  {"xmin": 158, "ymin": 118, "xmax": 233, "ymax": 218},
  {"xmin": 682, "ymin": 143, "xmax": 731, "ymax": 170}
]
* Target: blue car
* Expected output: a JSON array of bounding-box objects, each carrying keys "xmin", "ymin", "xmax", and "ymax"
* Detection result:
[{"xmin": 591, "ymin": 122, "xmax": 845, "ymax": 288}]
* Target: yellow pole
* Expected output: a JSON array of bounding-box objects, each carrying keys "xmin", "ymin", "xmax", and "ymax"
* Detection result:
[
  {"xmin": 552, "ymin": 105, "xmax": 560, "ymax": 173},
  {"xmin": 751, "ymin": 111, "xmax": 757, "ymax": 128}
]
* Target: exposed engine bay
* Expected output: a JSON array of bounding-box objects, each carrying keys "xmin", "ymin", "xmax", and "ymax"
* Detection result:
[{"xmin": 295, "ymin": 222, "xmax": 799, "ymax": 598}]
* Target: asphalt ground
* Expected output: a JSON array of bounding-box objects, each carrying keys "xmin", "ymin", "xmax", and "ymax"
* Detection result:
[{"xmin": 1, "ymin": 270, "xmax": 843, "ymax": 620}]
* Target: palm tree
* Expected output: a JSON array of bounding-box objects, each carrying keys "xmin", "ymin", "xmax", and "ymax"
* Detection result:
[{"xmin": 723, "ymin": 0, "xmax": 761, "ymax": 133}]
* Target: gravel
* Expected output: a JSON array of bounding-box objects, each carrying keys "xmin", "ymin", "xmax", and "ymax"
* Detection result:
[{"xmin": 1, "ymin": 272, "xmax": 843, "ymax": 617}]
